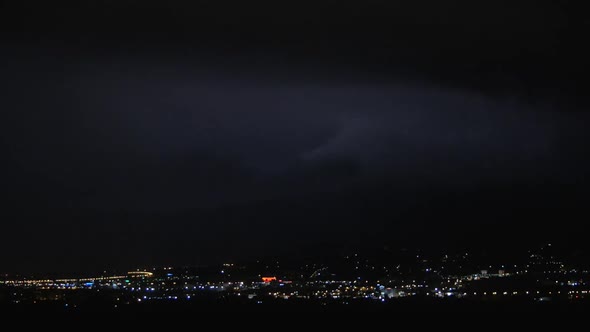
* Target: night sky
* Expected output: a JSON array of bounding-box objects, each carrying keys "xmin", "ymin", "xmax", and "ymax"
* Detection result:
[{"xmin": 1, "ymin": 1, "xmax": 589, "ymax": 274}]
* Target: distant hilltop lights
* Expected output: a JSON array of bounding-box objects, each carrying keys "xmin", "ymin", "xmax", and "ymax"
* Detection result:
[
  {"xmin": 261, "ymin": 277, "xmax": 277, "ymax": 283},
  {"xmin": 0, "ymin": 270, "xmax": 154, "ymax": 286},
  {"xmin": 127, "ymin": 271, "xmax": 154, "ymax": 278}
]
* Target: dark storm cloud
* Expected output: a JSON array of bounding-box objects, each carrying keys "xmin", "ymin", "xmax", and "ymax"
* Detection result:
[
  {"xmin": 2, "ymin": 54, "xmax": 587, "ymax": 216},
  {"xmin": 1, "ymin": 0, "xmax": 589, "ymax": 273}
]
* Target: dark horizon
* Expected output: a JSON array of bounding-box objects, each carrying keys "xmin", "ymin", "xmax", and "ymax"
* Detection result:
[{"xmin": 1, "ymin": 1, "xmax": 589, "ymax": 274}]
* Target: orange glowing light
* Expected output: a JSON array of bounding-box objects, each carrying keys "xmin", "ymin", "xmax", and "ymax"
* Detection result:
[{"xmin": 262, "ymin": 277, "xmax": 277, "ymax": 283}]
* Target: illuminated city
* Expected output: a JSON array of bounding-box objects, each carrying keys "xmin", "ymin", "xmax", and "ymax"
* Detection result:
[{"xmin": 3, "ymin": 244, "xmax": 590, "ymax": 311}]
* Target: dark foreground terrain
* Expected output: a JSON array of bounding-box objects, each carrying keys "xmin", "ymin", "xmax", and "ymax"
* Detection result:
[{"xmin": 3, "ymin": 298, "xmax": 590, "ymax": 313}]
